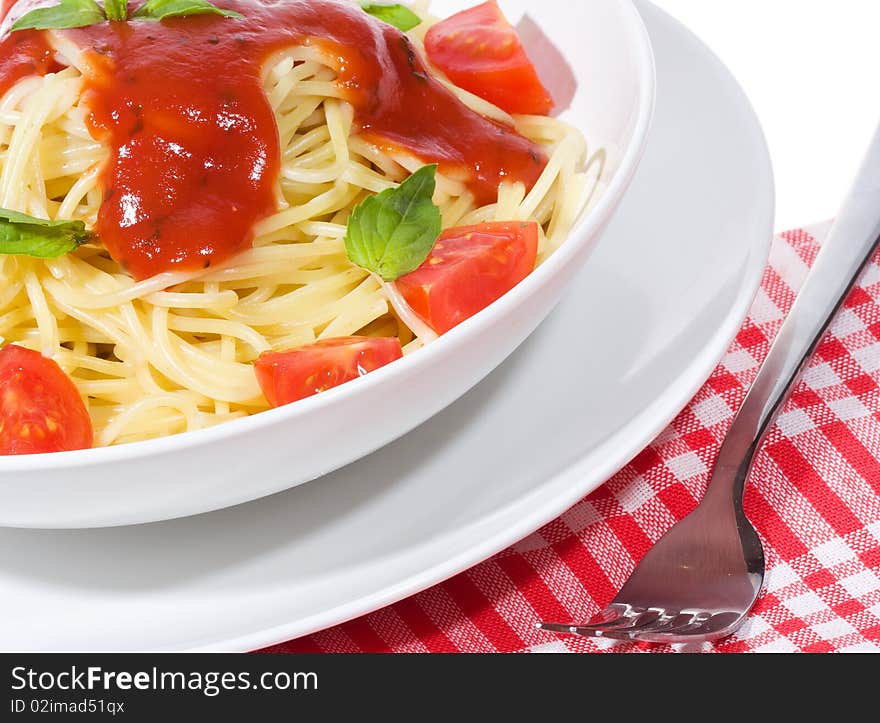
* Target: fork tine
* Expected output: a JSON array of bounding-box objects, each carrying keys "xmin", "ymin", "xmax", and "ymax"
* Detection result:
[
  {"xmin": 540, "ymin": 606, "xmax": 721, "ymax": 642},
  {"xmin": 563, "ymin": 611, "xmax": 685, "ymax": 642},
  {"xmin": 536, "ymin": 623, "xmax": 580, "ymax": 635},
  {"xmin": 634, "ymin": 611, "xmax": 746, "ymax": 644},
  {"xmin": 570, "ymin": 608, "xmax": 665, "ymax": 638},
  {"xmin": 632, "ymin": 612, "xmax": 699, "ymax": 636},
  {"xmin": 538, "ymin": 604, "xmax": 629, "ymax": 635},
  {"xmin": 572, "ymin": 614, "xmax": 638, "ymax": 632},
  {"xmin": 625, "ymin": 612, "xmax": 716, "ymax": 643},
  {"xmin": 615, "ymin": 608, "xmax": 665, "ymax": 630}
]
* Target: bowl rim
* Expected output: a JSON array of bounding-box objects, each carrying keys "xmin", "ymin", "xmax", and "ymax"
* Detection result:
[{"xmin": 0, "ymin": 0, "xmax": 656, "ymax": 472}]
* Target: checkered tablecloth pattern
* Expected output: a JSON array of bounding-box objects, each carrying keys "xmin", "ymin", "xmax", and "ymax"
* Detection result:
[{"xmin": 266, "ymin": 223, "xmax": 880, "ymax": 653}]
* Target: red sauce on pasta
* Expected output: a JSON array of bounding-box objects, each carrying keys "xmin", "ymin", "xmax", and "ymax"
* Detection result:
[
  {"xmin": 3, "ymin": 0, "xmax": 548, "ymax": 279},
  {"xmin": 0, "ymin": 30, "xmax": 58, "ymax": 96}
]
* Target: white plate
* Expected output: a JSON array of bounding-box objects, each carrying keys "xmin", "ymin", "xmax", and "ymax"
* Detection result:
[{"xmin": 0, "ymin": 1, "xmax": 773, "ymax": 651}]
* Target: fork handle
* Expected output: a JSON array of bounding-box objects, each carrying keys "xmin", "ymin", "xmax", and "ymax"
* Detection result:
[{"xmin": 709, "ymin": 122, "xmax": 880, "ymax": 497}]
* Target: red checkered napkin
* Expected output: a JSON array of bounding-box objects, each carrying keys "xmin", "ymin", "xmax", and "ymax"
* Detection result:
[{"xmin": 266, "ymin": 223, "xmax": 880, "ymax": 654}]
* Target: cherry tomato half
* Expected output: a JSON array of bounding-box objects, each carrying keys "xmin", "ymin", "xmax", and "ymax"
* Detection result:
[
  {"xmin": 396, "ymin": 221, "xmax": 539, "ymax": 335},
  {"xmin": 0, "ymin": 345, "xmax": 93, "ymax": 455},
  {"xmin": 255, "ymin": 337, "xmax": 404, "ymax": 407},
  {"xmin": 425, "ymin": 0, "xmax": 554, "ymax": 116}
]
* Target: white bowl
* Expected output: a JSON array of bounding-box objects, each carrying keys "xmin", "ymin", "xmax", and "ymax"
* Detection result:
[{"xmin": 0, "ymin": 0, "xmax": 655, "ymax": 528}]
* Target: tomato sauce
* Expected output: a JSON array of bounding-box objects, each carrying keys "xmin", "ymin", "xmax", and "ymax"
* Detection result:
[
  {"xmin": 3, "ymin": 0, "xmax": 548, "ymax": 279},
  {"xmin": 0, "ymin": 30, "xmax": 58, "ymax": 97}
]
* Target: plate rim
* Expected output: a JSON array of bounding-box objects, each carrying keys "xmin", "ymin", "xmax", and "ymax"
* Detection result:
[{"xmin": 202, "ymin": 0, "xmax": 776, "ymax": 653}]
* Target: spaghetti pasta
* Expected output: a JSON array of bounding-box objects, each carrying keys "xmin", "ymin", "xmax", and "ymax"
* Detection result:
[{"xmin": 0, "ymin": 0, "xmax": 599, "ymax": 447}]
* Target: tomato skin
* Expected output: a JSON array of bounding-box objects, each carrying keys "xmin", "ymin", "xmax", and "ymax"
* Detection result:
[
  {"xmin": 255, "ymin": 337, "xmax": 404, "ymax": 407},
  {"xmin": 425, "ymin": 1, "xmax": 553, "ymax": 116},
  {"xmin": 0, "ymin": 345, "xmax": 93, "ymax": 456},
  {"xmin": 396, "ymin": 221, "xmax": 539, "ymax": 335}
]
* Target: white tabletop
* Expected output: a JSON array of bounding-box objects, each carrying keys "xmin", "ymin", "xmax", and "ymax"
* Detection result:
[{"xmin": 653, "ymin": 0, "xmax": 880, "ymax": 230}]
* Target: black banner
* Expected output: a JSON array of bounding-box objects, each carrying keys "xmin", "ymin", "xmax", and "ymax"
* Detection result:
[
  {"xmin": 0, "ymin": 653, "xmax": 669, "ymax": 717},
  {"xmin": 2, "ymin": 652, "xmax": 830, "ymax": 717}
]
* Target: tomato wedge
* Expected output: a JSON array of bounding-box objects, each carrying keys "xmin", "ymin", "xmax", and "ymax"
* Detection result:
[
  {"xmin": 0, "ymin": 345, "xmax": 93, "ymax": 455},
  {"xmin": 396, "ymin": 221, "xmax": 539, "ymax": 335},
  {"xmin": 255, "ymin": 337, "xmax": 404, "ymax": 407},
  {"xmin": 425, "ymin": 1, "xmax": 553, "ymax": 116}
]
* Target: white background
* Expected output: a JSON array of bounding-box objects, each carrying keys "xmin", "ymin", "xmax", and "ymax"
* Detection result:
[{"xmin": 653, "ymin": 0, "xmax": 880, "ymax": 230}]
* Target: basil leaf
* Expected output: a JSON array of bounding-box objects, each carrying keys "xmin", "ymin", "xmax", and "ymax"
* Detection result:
[
  {"xmin": 345, "ymin": 165, "xmax": 442, "ymax": 282},
  {"xmin": 0, "ymin": 209, "xmax": 92, "ymax": 259},
  {"xmin": 133, "ymin": 0, "xmax": 244, "ymax": 21},
  {"xmin": 12, "ymin": 0, "xmax": 106, "ymax": 31},
  {"xmin": 104, "ymin": 0, "xmax": 128, "ymax": 21},
  {"xmin": 360, "ymin": 1, "xmax": 421, "ymax": 32}
]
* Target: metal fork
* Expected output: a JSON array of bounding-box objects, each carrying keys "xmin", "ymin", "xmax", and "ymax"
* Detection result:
[{"xmin": 540, "ymin": 123, "xmax": 880, "ymax": 645}]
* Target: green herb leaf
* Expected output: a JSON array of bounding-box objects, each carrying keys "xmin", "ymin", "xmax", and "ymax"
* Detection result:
[
  {"xmin": 11, "ymin": 0, "xmax": 106, "ymax": 32},
  {"xmin": 0, "ymin": 209, "xmax": 92, "ymax": 259},
  {"xmin": 345, "ymin": 165, "xmax": 442, "ymax": 282},
  {"xmin": 360, "ymin": 1, "xmax": 421, "ymax": 32},
  {"xmin": 132, "ymin": 0, "xmax": 244, "ymax": 21},
  {"xmin": 104, "ymin": 0, "xmax": 128, "ymax": 21}
]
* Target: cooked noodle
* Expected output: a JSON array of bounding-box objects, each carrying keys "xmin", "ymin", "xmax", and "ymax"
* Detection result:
[{"xmin": 0, "ymin": 3, "xmax": 599, "ymax": 446}]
